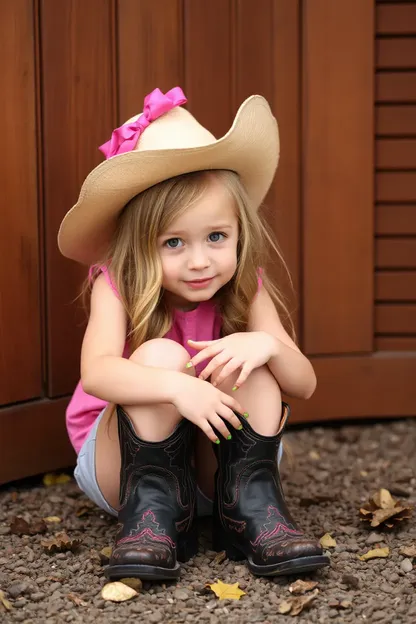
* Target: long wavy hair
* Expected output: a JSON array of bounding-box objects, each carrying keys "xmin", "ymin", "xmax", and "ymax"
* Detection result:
[{"xmin": 82, "ymin": 169, "xmax": 295, "ymax": 346}]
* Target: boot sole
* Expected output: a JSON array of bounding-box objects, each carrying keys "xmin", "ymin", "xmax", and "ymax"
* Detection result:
[
  {"xmin": 247, "ymin": 554, "xmax": 330, "ymax": 576},
  {"xmin": 104, "ymin": 563, "xmax": 181, "ymax": 581}
]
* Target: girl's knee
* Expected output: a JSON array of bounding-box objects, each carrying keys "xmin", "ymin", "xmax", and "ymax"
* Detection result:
[{"xmin": 129, "ymin": 338, "xmax": 191, "ymax": 372}]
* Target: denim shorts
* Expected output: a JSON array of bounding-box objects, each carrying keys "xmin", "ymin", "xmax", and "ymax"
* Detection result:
[{"xmin": 73, "ymin": 408, "xmax": 283, "ymax": 518}]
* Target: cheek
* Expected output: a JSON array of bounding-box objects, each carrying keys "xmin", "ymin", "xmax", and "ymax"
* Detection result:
[{"xmin": 161, "ymin": 256, "xmax": 179, "ymax": 284}]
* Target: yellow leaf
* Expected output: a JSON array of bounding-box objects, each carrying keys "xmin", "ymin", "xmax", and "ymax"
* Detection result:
[
  {"xmin": 372, "ymin": 489, "xmax": 395, "ymax": 510},
  {"xmin": 43, "ymin": 473, "xmax": 71, "ymax": 487},
  {"xmin": 101, "ymin": 582, "xmax": 138, "ymax": 602},
  {"xmin": 0, "ymin": 590, "xmax": 13, "ymax": 611},
  {"xmin": 358, "ymin": 547, "xmax": 390, "ymax": 561},
  {"xmin": 208, "ymin": 579, "xmax": 246, "ymax": 601},
  {"xmin": 43, "ymin": 516, "xmax": 62, "ymax": 524},
  {"xmin": 289, "ymin": 579, "xmax": 319, "ymax": 595},
  {"xmin": 278, "ymin": 600, "xmax": 292, "ymax": 614},
  {"xmin": 319, "ymin": 533, "xmax": 337, "ymax": 548}
]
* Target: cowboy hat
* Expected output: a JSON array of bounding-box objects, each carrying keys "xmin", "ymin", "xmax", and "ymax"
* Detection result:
[{"xmin": 57, "ymin": 87, "xmax": 280, "ymax": 265}]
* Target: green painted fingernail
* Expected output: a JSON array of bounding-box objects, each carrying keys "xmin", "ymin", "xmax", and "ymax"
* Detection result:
[
  {"xmin": 227, "ymin": 434, "xmax": 232, "ymax": 440},
  {"xmin": 214, "ymin": 439, "xmax": 220, "ymax": 444},
  {"xmin": 243, "ymin": 412, "xmax": 249, "ymax": 419},
  {"xmin": 238, "ymin": 425, "xmax": 243, "ymax": 430},
  {"xmin": 186, "ymin": 362, "xmax": 193, "ymax": 368},
  {"xmin": 232, "ymin": 386, "xmax": 238, "ymax": 391}
]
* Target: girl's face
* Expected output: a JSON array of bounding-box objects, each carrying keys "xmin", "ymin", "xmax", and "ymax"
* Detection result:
[{"xmin": 158, "ymin": 179, "xmax": 239, "ymax": 310}]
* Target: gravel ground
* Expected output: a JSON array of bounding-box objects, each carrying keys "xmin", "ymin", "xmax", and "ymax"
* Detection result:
[{"xmin": 0, "ymin": 417, "xmax": 415, "ymax": 624}]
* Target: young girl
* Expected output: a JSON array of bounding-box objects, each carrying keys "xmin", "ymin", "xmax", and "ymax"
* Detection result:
[{"xmin": 58, "ymin": 87, "xmax": 329, "ymax": 582}]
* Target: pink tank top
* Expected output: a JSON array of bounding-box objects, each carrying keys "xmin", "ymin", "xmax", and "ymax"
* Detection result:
[{"xmin": 66, "ymin": 266, "xmax": 262, "ymax": 454}]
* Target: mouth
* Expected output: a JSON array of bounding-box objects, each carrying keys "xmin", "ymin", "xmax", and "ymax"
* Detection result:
[{"xmin": 184, "ymin": 277, "xmax": 215, "ymax": 289}]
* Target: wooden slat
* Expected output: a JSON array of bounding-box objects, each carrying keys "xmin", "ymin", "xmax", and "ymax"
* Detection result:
[
  {"xmin": 376, "ymin": 304, "xmax": 416, "ymax": 334},
  {"xmin": 0, "ymin": 398, "xmax": 75, "ymax": 484},
  {"xmin": 376, "ymin": 38, "xmax": 416, "ymax": 69},
  {"xmin": 302, "ymin": 0, "xmax": 374, "ymax": 354},
  {"xmin": 41, "ymin": 0, "xmax": 115, "ymax": 396},
  {"xmin": 376, "ymin": 205, "xmax": 416, "ymax": 235},
  {"xmin": 376, "ymin": 271, "xmax": 416, "ymax": 300},
  {"xmin": 376, "ymin": 105, "xmax": 416, "ymax": 135},
  {"xmin": 377, "ymin": 4, "xmax": 416, "ymax": 35},
  {"xmin": 117, "ymin": 0, "xmax": 183, "ymax": 123},
  {"xmin": 290, "ymin": 354, "xmax": 416, "ymax": 423},
  {"xmin": 376, "ymin": 238, "xmax": 416, "ymax": 268},
  {"xmin": 375, "ymin": 336, "xmax": 416, "ymax": 351},
  {"xmin": 376, "ymin": 72, "xmax": 416, "ymax": 103},
  {"xmin": 184, "ymin": 0, "xmax": 233, "ymax": 137},
  {"xmin": 376, "ymin": 172, "xmax": 416, "ymax": 202},
  {"xmin": 0, "ymin": 0, "xmax": 42, "ymax": 404},
  {"xmin": 376, "ymin": 139, "xmax": 416, "ymax": 169}
]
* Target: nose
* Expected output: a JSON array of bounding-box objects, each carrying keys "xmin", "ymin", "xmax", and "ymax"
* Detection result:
[{"xmin": 187, "ymin": 245, "xmax": 210, "ymax": 270}]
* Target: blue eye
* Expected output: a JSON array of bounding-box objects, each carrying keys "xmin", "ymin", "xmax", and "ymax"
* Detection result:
[
  {"xmin": 165, "ymin": 238, "xmax": 183, "ymax": 248},
  {"xmin": 208, "ymin": 232, "xmax": 226, "ymax": 243}
]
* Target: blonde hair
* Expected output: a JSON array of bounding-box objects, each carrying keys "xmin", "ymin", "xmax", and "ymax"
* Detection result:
[{"xmin": 82, "ymin": 170, "xmax": 295, "ymax": 345}]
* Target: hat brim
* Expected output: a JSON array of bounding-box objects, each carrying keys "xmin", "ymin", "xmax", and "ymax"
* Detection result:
[{"xmin": 57, "ymin": 95, "xmax": 279, "ymax": 265}]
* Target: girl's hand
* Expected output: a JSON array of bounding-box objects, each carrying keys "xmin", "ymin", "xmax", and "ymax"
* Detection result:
[
  {"xmin": 188, "ymin": 331, "xmax": 277, "ymax": 389},
  {"xmin": 171, "ymin": 374, "xmax": 245, "ymax": 443}
]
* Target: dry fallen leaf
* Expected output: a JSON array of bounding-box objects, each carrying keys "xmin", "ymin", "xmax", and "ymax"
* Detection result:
[
  {"xmin": 99, "ymin": 546, "xmax": 113, "ymax": 565},
  {"xmin": 309, "ymin": 450, "xmax": 320, "ymax": 460},
  {"xmin": 329, "ymin": 599, "xmax": 353, "ymax": 610},
  {"xmin": 208, "ymin": 579, "xmax": 246, "ymax": 601},
  {"xmin": 119, "ymin": 578, "xmax": 142, "ymax": 592},
  {"xmin": 43, "ymin": 473, "xmax": 72, "ymax": 487},
  {"xmin": 319, "ymin": 533, "xmax": 337, "ymax": 548},
  {"xmin": 212, "ymin": 551, "xmax": 226, "ymax": 565},
  {"xmin": 358, "ymin": 547, "xmax": 390, "ymax": 561},
  {"xmin": 289, "ymin": 579, "xmax": 319, "ymax": 595},
  {"xmin": 359, "ymin": 488, "xmax": 413, "ymax": 529},
  {"xmin": 101, "ymin": 582, "xmax": 138, "ymax": 602},
  {"xmin": 10, "ymin": 516, "xmax": 47, "ymax": 536},
  {"xmin": 399, "ymin": 544, "xmax": 416, "ymax": 558},
  {"xmin": 41, "ymin": 531, "xmax": 81, "ymax": 554},
  {"xmin": 75, "ymin": 502, "xmax": 95, "ymax": 518},
  {"xmin": 67, "ymin": 593, "xmax": 88, "ymax": 607},
  {"xmin": 43, "ymin": 516, "xmax": 61, "ymax": 524},
  {"xmin": 279, "ymin": 588, "xmax": 319, "ymax": 616},
  {"xmin": 0, "ymin": 590, "xmax": 13, "ymax": 611}
]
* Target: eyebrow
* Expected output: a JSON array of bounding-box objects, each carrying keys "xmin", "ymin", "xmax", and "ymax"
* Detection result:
[{"xmin": 162, "ymin": 225, "xmax": 234, "ymax": 237}]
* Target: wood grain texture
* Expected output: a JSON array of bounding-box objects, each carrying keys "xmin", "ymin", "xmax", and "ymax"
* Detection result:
[
  {"xmin": 0, "ymin": 0, "xmax": 42, "ymax": 404},
  {"xmin": 376, "ymin": 72, "xmax": 416, "ymax": 103},
  {"xmin": 376, "ymin": 105, "xmax": 416, "ymax": 136},
  {"xmin": 376, "ymin": 139, "xmax": 416, "ymax": 169},
  {"xmin": 302, "ymin": 0, "xmax": 374, "ymax": 354},
  {"xmin": 376, "ymin": 172, "xmax": 416, "ymax": 202},
  {"xmin": 376, "ymin": 271, "xmax": 416, "ymax": 301},
  {"xmin": 376, "ymin": 303, "xmax": 416, "ymax": 334},
  {"xmin": 377, "ymin": 3, "xmax": 416, "ymax": 35},
  {"xmin": 41, "ymin": 0, "xmax": 115, "ymax": 396},
  {"xmin": 117, "ymin": 0, "xmax": 183, "ymax": 123},
  {"xmin": 377, "ymin": 38, "xmax": 416, "ymax": 69},
  {"xmin": 376, "ymin": 205, "xmax": 416, "ymax": 235},
  {"xmin": 375, "ymin": 336, "xmax": 416, "ymax": 351},
  {"xmin": 376, "ymin": 238, "xmax": 416, "ymax": 268}
]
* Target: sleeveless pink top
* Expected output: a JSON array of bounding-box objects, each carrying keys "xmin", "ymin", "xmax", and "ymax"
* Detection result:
[{"xmin": 66, "ymin": 266, "xmax": 262, "ymax": 454}]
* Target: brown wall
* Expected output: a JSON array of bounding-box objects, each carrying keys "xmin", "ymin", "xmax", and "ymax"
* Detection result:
[{"xmin": 0, "ymin": 0, "xmax": 415, "ymax": 484}]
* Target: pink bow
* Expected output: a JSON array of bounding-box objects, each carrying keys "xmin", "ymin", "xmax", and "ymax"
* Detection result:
[{"xmin": 99, "ymin": 87, "xmax": 187, "ymax": 159}]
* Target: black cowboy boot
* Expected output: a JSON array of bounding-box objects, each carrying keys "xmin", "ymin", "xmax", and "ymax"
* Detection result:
[
  {"xmin": 105, "ymin": 406, "xmax": 198, "ymax": 581},
  {"xmin": 212, "ymin": 403, "xmax": 330, "ymax": 576}
]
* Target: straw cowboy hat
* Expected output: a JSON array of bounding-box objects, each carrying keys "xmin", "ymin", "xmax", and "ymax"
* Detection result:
[{"xmin": 57, "ymin": 87, "xmax": 280, "ymax": 266}]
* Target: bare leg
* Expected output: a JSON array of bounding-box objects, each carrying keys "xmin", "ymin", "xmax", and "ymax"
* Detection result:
[{"xmin": 95, "ymin": 339, "xmax": 194, "ymax": 510}]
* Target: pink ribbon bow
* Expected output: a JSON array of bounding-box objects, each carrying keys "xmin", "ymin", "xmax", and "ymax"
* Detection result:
[{"xmin": 99, "ymin": 87, "xmax": 187, "ymax": 159}]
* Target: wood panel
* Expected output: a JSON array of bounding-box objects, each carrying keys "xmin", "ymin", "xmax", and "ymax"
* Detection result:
[
  {"xmin": 41, "ymin": 0, "xmax": 115, "ymax": 396},
  {"xmin": 117, "ymin": 0, "xmax": 183, "ymax": 123},
  {"xmin": 290, "ymin": 354, "xmax": 416, "ymax": 422},
  {"xmin": 302, "ymin": 0, "xmax": 374, "ymax": 354},
  {"xmin": 377, "ymin": 4, "xmax": 416, "ymax": 35},
  {"xmin": 184, "ymin": 0, "xmax": 233, "ymax": 137},
  {"xmin": 0, "ymin": 399, "xmax": 75, "ymax": 485},
  {"xmin": 376, "ymin": 304, "xmax": 416, "ymax": 334},
  {"xmin": 376, "ymin": 172, "xmax": 416, "ymax": 202},
  {"xmin": 376, "ymin": 139, "xmax": 416, "ymax": 169},
  {"xmin": 376, "ymin": 271, "xmax": 416, "ymax": 301},
  {"xmin": 376, "ymin": 205, "xmax": 416, "ymax": 235},
  {"xmin": 375, "ymin": 336, "xmax": 416, "ymax": 351},
  {"xmin": 0, "ymin": 0, "xmax": 42, "ymax": 405},
  {"xmin": 376, "ymin": 73, "xmax": 416, "ymax": 103},
  {"xmin": 376, "ymin": 38, "xmax": 416, "ymax": 69},
  {"xmin": 376, "ymin": 105, "xmax": 416, "ymax": 136},
  {"xmin": 376, "ymin": 238, "xmax": 416, "ymax": 268}
]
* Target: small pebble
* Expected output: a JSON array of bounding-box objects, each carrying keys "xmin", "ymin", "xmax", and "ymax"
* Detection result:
[
  {"xmin": 366, "ymin": 532, "xmax": 381, "ymax": 545},
  {"xmin": 149, "ymin": 612, "xmax": 163, "ymax": 623},
  {"xmin": 401, "ymin": 558, "xmax": 413, "ymax": 573},
  {"xmin": 174, "ymin": 588, "xmax": 191, "ymax": 601}
]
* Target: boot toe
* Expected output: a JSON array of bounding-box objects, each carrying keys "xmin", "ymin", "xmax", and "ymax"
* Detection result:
[
  {"xmin": 253, "ymin": 537, "xmax": 324, "ymax": 565},
  {"xmin": 111, "ymin": 544, "xmax": 175, "ymax": 568}
]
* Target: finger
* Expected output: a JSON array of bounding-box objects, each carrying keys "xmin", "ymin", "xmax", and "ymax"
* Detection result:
[
  {"xmin": 216, "ymin": 405, "xmax": 243, "ymax": 431},
  {"xmin": 209, "ymin": 414, "xmax": 232, "ymax": 440},
  {"xmin": 211, "ymin": 358, "xmax": 243, "ymax": 387},
  {"xmin": 220, "ymin": 392, "xmax": 245, "ymax": 417},
  {"xmin": 199, "ymin": 352, "xmax": 232, "ymax": 381},
  {"xmin": 199, "ymin": 420, "xmax": 221, "ymax": 444},
  {"xmin": 191, "ymin": 345, "xmax": 223, "ymax": 368},
  {"xmin": 233, "ymin": 362, "xmax": 253, "ymax": 389},
  {"xmin": 187, "ymin": 339, "xmax": 218, "ymax": 350}
]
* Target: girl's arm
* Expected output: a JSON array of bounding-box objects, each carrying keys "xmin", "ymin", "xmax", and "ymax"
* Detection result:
[
  {"xmin": 81, "ymin": 274, "xmax": 186, "ymax": 405},
  {"xmin": 248, "ymin": 285, "xmax": 317, "ymax": 400}
]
